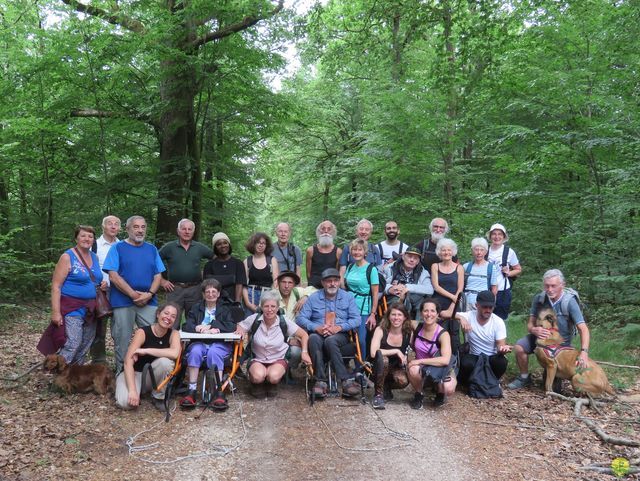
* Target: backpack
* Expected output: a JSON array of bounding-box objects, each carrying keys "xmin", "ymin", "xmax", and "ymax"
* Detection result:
[
  {"xmin": 533, "ymin": 287, "xmax": 586, "ymax": 331},
  {"xmin": 463, "ymin": 262, "xmax": 492, "ymax": 291},
  {"xmin": 485, "ymin": 244, "xmax": 515, "ymax": 287},
  {"xmin": 468, "ymin": 354, "xmax": 503, "ymax": 399},
  {"xmin": 240, "ymin": 310, "xmax": 290, "ymax": 363}
]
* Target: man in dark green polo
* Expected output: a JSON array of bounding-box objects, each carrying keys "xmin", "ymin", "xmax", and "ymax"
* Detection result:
[{"xmin": 159, "ymin": 218, "xmax": 214, "ymax": 328}]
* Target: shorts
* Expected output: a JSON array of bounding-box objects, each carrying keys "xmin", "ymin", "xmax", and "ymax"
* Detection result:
[
  {"xmin": 249, "ymin": 359, "xmax": 288, "ymax": 370},
  {"xmin": 515, "ymin": 334, "xmax": 539, "ymax": 354}
]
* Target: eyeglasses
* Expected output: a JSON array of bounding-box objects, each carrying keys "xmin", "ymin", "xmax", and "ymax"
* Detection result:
[{"xmin": 432, "ymin": 225, "xmax": 446, "ymax": 230}]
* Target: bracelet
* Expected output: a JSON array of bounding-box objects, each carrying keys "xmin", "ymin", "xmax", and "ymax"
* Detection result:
[
  {"xmin": 302, "ymin": 349, "xmax": 308, "ymax": 353},
  {"xmin": 580, "ymin": 348, "xmax": 589, "ymax": 353},
  {"xmin": 149, "ymin": 291, "xmax": 156, "ymax": 296}
]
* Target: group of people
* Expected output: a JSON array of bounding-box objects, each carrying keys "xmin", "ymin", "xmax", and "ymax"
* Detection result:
[{"xmin": 45, "ymin": 214, "xmax": 592, "ymax": 411}]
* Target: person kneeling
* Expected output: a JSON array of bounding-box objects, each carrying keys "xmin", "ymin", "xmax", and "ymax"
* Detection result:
[
  {"xmin": 115, "ymin": 303, "xmax": 181, "ymax": 411},
  {"xmin": 369, "ymin": 303, "xmax": 412, "ymax": 409},
  {"xmin": 235, "ymin": 290, "xmax": 310, "ymax": 398},
  {"xmin": 407, "ymin": 299, "xmax": 457, "ymax": 409}
]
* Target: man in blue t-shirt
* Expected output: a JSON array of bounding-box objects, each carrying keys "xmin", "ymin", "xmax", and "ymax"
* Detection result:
[
  {"xmin": 507, "ymin": 269, "xmax": 590, "ymax": 390},
  {"xmin": 103, "ymin": 215, "xmax": 165, "ymax": 373}
]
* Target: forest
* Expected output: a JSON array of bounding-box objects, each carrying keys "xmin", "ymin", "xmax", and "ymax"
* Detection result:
[{"xmin": 1, "ymin": 0, "xmax": 639, "ymax": 320}]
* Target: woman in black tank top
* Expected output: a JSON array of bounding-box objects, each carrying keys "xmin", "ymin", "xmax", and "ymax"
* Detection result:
[
  {"xmin": 242, "ymin": 233, "xmax": 278, "ymax": 314},
  {"xmin": 115, "ymin": 303, "xmax": 181, "ymax": 410},
  {"xmin": 369, "ymin": 303, "xmax": 412, "ymax": 409},
  {"xmin": 431, "ymin": 238, "xmax": 464, "ymax": 319}
]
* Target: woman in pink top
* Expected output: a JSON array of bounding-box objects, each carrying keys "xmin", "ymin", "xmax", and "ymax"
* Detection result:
[{"xmin": 407, "ymin": 299, "xmax": 457, "ymax": 409}]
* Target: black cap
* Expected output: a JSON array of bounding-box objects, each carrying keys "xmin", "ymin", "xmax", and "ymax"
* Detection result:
[
  {"xmin": 277, "ymin": 270, "xmax": 300, "ymax": 285},
  {"xmin": 404, "ymin": 246, "xmax": 422, "ymax": 257},
  {"xmin": 476, "ymin": 290, "xmax": 496, "ymax": 307},
  {"xmin": 321, "ymin": 268, "xmax": 340, "ymax": 280}
]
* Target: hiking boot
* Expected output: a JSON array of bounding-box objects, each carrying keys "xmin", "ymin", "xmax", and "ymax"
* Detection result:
[
  {"xmin": 266, "ymin": 383, "xmax": 279, "ymax": 398},
  {"xmin": 312, "ymin": 381, "xmax": 328, "ymax": 398},
  {"xmin": 433, "ymin": 393, "xmax": 446, "ymax": 408},
  {"xmin": 211, "ymin": 391, "xmax": 229, "ymax": 411},
  {"xmin": 250, "ymin": 383, "xmax": 266, "ymax": 399},
  {"xmin": 383, "ymin": 386, "xmax": 394, "ymax": 400},
  {"xmin": 507, "ymin": 375, "xmax": 532, "ymax": 390},
  {"xmin": 179, "ymin": 390, "xmax": 197, "ymax": 409},
  {"xmin": 342, "ymin": 379, "xmax": 360, "ymax": 398},
  {"xmin": 410, "ymin": 392, "xmax": 424, "ymax": 410},
  {"xmin": 372, "ymin": 394, "xmax": 385, "ymax": 410},
  {"xmin": 151, "ymin": 396, "xmax": 166, "ymax": 412}
]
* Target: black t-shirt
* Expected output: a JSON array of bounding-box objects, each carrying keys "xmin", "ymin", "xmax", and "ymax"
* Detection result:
[{"xmin": 203, "ymin": 256, "xmax": 247, "ymax": 301}]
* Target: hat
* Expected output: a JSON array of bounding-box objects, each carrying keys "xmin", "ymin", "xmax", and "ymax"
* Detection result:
[
  {"xmin": 476, "ymin": 290, "xmax": 496, "ymax": 307},
  {"xmin": 277, "ymin": 270, "xmax": 300, "ymax": 285},
  {"xmin": 321, "ymin": 268, "xmax": 340, "ymax": 280},
  {"xmin": 486, "ymin": 223, "xmax": 509, "ymax": 241},
  {"xmin": 403, "ymin": 246, "xmax": 422, "ymax": 257},
  {"xmin": 211, "ymin": 232, "xmax": 231, "ymax": 246}
]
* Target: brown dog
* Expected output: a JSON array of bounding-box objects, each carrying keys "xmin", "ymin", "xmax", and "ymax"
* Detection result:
[
  {"xmin": 534, "ymin": 309, "xmax": 614, "ymax": 396},
  {"xmin": 44, "ymin": 354, "xmax": 115, "ymax": 395}
]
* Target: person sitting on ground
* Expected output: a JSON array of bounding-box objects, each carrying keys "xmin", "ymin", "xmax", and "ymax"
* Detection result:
[
  {"xmin": 377, "ymin": 220, "xmax": 409, "ymax": 267},
  {"xmin": 242, "ymin": 232, "xmax": 279, "ymax": 315},
  {"xmin": 296, "ymin": 268, "xmax": 362, "ymax": 399},
  {"xmin": 455, "ymin": 291, "xmax": 511, "ymax": 389},
  {"xmin": 415, "ymin": 217, "xmax": 458, "ymax": 271},
  {"xmin": 49, "ymin": 225, "xmax": 106, "ymax": 365},
  {"xmin": 306, "ymin": 220, "xmax": 342, "ymax": 289},
  {"xmin": 115, "ymin": 303, "xmax": 181, "ymax": 410},
  {"xmin": 179, "ymin": 279, "xmax": 240, "ymax": 410},
  {"xmin": 462, "ymin": 238, "xmax": 498, "ymax": 308},
  {"xmin": 507, "ymin": 269, "xmax": 589, "ymax": 390},
  {"xmin": 203, "ymin": 232, "xmax": 247, "ymax": 303},
  {"xmin": 431, "ymin": 238, "xmax": 464, "ymax": 320},
  {"xmin": 407, "ymin": 299, "xmax": 457, "ymax": 409},
  {"xmin": 235, "ymin": 290, "xmax": 311, "ymax": 398},
  {"xmin": 383, "ymin": 246, "xmax": 434, "ymax": 319},
  {"xmin": 486, "ymin": 223, "xmax": 521, "ymax": 320},
  {"xmin": 343, "ymin": 238, "xmax": 380, "ymax": 358},
  {"xmin": 369, "ymin": 303, "xmax": 412, "ymax": 410}
]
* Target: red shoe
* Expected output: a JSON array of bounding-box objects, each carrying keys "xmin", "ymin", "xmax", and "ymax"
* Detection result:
[
  {"xmin": 180, "ymin": 390, "xmax": 196, "ymax": 409},
  {"xmin": 211, "ymin": 391, "xmax": 228, "ymax": 411}
]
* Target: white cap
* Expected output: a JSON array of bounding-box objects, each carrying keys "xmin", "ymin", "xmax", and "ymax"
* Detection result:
[{"xmin": 486, "ymin": 223, "xmax": 509, "ymax": 241}]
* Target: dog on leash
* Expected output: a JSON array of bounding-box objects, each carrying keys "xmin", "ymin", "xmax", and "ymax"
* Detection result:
[
  {"xmin": 534, "ymin": 309, "xmax": 614, "ymax": 396},
  {"xmin": 44, "ymin": 354, "xmax": 115, "ymax": 395}
]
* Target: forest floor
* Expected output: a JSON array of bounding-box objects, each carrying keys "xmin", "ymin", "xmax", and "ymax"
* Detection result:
[{"xmin": 1, "ymin": 309, "xmax": 639, "ymax": 481}]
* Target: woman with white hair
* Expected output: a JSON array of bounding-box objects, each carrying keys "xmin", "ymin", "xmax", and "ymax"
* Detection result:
[
  {"xmin": 463, "ymin": 238, "xmax": 498, "ymax": 307},
  {"xmin": 430, "ymin": 238, "xmax": 464, "ymax": 319}
]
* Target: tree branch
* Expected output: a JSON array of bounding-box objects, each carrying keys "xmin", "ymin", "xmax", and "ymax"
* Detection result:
[
  {"xmin": 70, "ymin": 108, "xmax": 156, "ymax": 127},
  {"xmin": 59, "ymin": 0, "xmax": 145, "ymax": 33},
  {"xmin": 191, "ymin": 0, "xmax": 284, "ymax": 48}
]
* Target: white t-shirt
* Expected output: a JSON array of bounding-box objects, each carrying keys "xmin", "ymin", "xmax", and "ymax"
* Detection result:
[
  {"xmin": 459, "ymin": 310, "xmax": 506, "ymax": 356},
  {"xmin": 377, "ymin": 240, "xmax": 409, "ymax": 262},
  {"xmin": 96, "ymin": 235, "xmax": 120, "ymax": 286},
  {"xmin": 487, "ymin": 245, "xmax": 519, "ymax": 291}
]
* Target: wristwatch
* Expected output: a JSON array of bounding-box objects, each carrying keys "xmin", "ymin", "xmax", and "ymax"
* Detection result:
[{"xmin": 580, "ymin": 348, "xmax": 589, "ymax": 353}]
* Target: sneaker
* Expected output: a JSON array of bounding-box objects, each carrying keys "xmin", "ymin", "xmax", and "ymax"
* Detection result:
[
  {"xmin": 211, "ymin": 391, "xmax": 229, "ymax": 411},
  {"xmin": 507, "ymin": 375, "xmax": 532, "ymax": 390},
  {"xmin": 433, "ymin": 393, "xmax": 445, "ymax": 407},
  {"xmin": 312, "ymin": 381, "xmax": 328, "ymax": 398},
  {"xmin": 151, "ymin": 396, "xmax": 166, "ymax": 412},
  {"xmin": 372, "ymin": 394, "xmax": 385, "ymax": 410},
  {"xmin": 410, "ymin": 392, "xmax": 424, "ymax": 410},
  {"xmin": 383, "ymin": 386, "xmax": 394, "ymax": 401},
  {"xmin": 179, "ymin": 390, "xmax": 197, "ymax": 409},
  {"xmin": 342, "ymin": 379, "xmax": 361, "ymax": 398}
]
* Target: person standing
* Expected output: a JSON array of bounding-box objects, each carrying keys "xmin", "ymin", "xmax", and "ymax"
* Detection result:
[
  {"xmin": 415, "ymin": 217, "xmax": 458, "ymax": 271},
  {"xmin": 203, "ymin": 232, "xmax": 247, "ymax": 303},
  {"xmin": 305, "ymin": 221, "xmax": 342, "ymax": 289},
  {"xmin": 273, "ymin": 222, "xmax": 303, "ymax": 278},
  {"xmin": 486, "ymin": 223, "xmax": 521, "ymax": 320},
  {"xmin": 90, "ymin": 215, "xmax": 121, "ymax": 363},
  {"xmin": 376, "ymin": 221, "xmax": 409, "ymax": 267},
  {"xmin": 103, "ymin": 215, "xmax": 165, "ymax": 373},
  {"xmin": 159, "ymin": 218, "xmax": 214, "ymax": 327}
]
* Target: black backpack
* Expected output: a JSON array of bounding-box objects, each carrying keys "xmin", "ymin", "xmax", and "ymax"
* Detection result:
[
  {"xmin": 468, "ymin": 354, "xmax": 503, "ymax": 399},
  {"xmin": 344, "ymin": 263, "xmax": 386, "ymax": 309}
]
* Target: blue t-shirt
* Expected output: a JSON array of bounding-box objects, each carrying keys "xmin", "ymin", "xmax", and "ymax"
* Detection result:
[
  {"xmin": 62, "ymin": 249, "xmax": 103, "ymax": 318},
  {"xmin": 102, "ymin": 241, "xmax": 165, "ymax": 308},
  {"xmin": 530, "ymin": 291, "xmax": 585, "ymax": 346},
  {"xmin": 344, "ymin": 262, "xmax": 379, "ymax": 314},
  {"xmin": 463, "ymin": 261, "xmax": 497, "ymax": 306}
]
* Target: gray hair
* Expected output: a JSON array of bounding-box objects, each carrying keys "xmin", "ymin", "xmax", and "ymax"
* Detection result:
[
  {"xmin": 259, "ymin": 289, "xmax": 281, "ymax": 307},
  {"xmin": 125, "ymin": 215, "xmax": 145, "ymax": 230},
  {"xmin": 543, "ymin": 269, "xmax": 565, "ymax": 284},
  {"xmin": 429, "ymin": 217, "xmax": 450, "ymax": 234},
  {"xmin": 435, "ymin": 238, "xmax": 458, "ymax": 257},
  {"xmin": 356, "ymin": 218, "xmax": 373, "ymax": 231},
  {"xmin": 275, "ymin": 222, "xmax": 291, "ymax": 233},
  {"xmin": 177, "ymin": 218, "xmax": 195, "ymax": 230},
  {"xmin": 315, "ymin": 221, "xmax": 337, "ymax": 238},
  {"xmin": 102, "ymin": 215, "xmax": 121, "ymax": 228},
  {"xmin": 471, "ymin": 237, "xmax": 488, "ymax": 251}
]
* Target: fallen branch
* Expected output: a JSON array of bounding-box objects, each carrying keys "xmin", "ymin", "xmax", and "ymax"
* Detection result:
[
  {"xmin": 0, "ymin": 361, "xmax": 43, "ymax": 382},
  {"xmin": 547, "ymin": 392, "xmax": 640, "ymax": 447},
  {"xmin": 595, "ymin": 360, "xmax": 640, "ymax": 370},
  {"xmin": 577, "ymin": 466, "xmax": 639, "ymax": 475}
]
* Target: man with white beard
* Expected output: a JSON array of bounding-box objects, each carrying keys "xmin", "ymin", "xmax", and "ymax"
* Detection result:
[
  {"xmin": 415, "ymin": 217, "xmax": 458, "ymax": 271},
  {"xmin": 305, "ymin": 220, "xmax": 343, "ymax": 289}
]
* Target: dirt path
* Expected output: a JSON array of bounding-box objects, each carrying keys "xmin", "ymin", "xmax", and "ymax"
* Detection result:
[{"xmin": 1, "ymin": 320, "xmax": 638, "ymax": 481}]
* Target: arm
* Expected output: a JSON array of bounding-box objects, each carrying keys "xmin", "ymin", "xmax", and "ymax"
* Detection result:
[
  {"xmin": 270, "ymin": 256, "xmax": 279, "ymax": 286},
  {"xmin": 293, "ymin": 327, "xmax": 311, "ymax": 365},
  {"xmin": 50, "ymin": 253, "xmax": 70, "ymax": 326},
  {"xmin": 123, "ymin": 328, "xmax": 146, "ymax": 407},
  {"xmin": 406, "ymin": 268, "xmax": 434, "ymax": 296},
  {"xmin": 109, "ymin": 270, "xmax": 138, "ymax": 300},
  {"xmin": 135, "ymin": 329, "xmax": 181, "ymax": 360},
  {"xmin": 366, "ymin": 268, "xmax": 379, "ymax": 329},
  {"xmin": 294, "ymin": 246, "xmax": 302, "ymax": 278},
  {"xmin": 133, "ymin": 273, "xmax": 162, "ymax": 307},
  {"xmin": 158, "ymin": 245, "xmax": 174, "ymax": 292},
  {"xmin": 305, "ymin": 246, "xmax": 313, "ymax": 283},
  {"xmin": 409, "ymin": 331, "xmax": 451, "ymax": 368},
  {"xmin": 527, "ymin": 314, "xmax": 549, "ymax": 339},
  {"xmin": 183, "ymin": 304, "xmax": 200, "ymax": 333},
  {"xmin": 454, "ymin": 264, "xmax": 464, "ymax": 298},
  {"xmin": 576, "ymin": 322, "xmax": 590, "ymax": 366},
  {"xmin": 496, "ymin": 337, "xmax": 512, "ymax": 354}
]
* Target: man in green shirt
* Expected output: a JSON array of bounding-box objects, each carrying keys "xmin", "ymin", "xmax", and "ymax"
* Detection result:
[{"xmin": 159, "ymin": 218, "xmax": 214, "ymax": 328}]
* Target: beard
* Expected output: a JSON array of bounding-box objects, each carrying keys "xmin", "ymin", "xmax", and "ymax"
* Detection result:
[
  {"xmin": 431, "ymin": 232, "xmax": 445, "ymax": 242},
  {"xmin": 324, "ymin": 286, "xmax": 338, "ymax": 297},
  {"xmin": 318, "ymin": 234, "xmax": 333, "ymax": 247},
  {"xmin": 386, "ymin": 232, "xmax": 398, "ymax": 241}
]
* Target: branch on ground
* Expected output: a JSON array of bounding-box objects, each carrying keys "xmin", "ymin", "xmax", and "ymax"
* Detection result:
[
  {"xmin": 596, "ymin": 360, "xmax": 640, "ymax": 370},
  {"xmin": 0, "ymin": 361, "xmax": 43, "ymax": 382}
]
